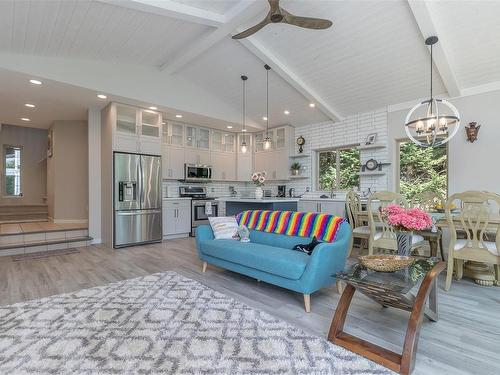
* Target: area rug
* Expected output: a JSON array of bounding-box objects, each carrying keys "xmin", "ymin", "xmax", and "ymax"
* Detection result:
[{"xmin": 0, "ymin": 271, "xmax": 392, "ymax": 374}]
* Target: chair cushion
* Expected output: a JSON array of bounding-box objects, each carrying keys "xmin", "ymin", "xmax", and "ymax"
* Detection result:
[
  {"xmin": 353, "ymin": 226, "xmax": 370, "ymax": 234},
  {"xmin": 200, "ymin": 240, "xmax": 309, "ymax": 280},
  {"xmin": 374, "ymin": 231, "xmax": 425, "ymax": 245},
  {"xmin": 454, "ymin": 239, "xmax": 498, "ymax": 255}
]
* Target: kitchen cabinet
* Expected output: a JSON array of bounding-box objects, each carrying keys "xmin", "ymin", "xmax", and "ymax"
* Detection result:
[
  {"xmin": 186, "ymin": 126, "xmax": 210, "ymax": 150},
  {"xmin": 253, "ymin": 149, "xmax": 288, "ymax": 181},
  {"xmin": 211, "ymin": 152, "xmax": 236, "ymax": 181},
  {"xmin": 163, "ymin": 122, "xmax": 183, "ymax": 146},
  {"xmin": 163, "ymin": 199, "xmax": 191, "ymax": 238},
  {"xmin": 184, "ymin": 149, "xmax": 210, "ymax": 165},
  {"xmin": 113, "ymin": 104, "xmax": 162, "ymax": 155},
  {"xmin": 298, "ymin": 200, "xmax": 346, "ymax": 217},
  {"xmin": 162, "ymin": 146, "xmax": 184, "ymax": 179},
  {"xmin": 237, "ymin": 133, "xmax": 253, "ymax": 181}
]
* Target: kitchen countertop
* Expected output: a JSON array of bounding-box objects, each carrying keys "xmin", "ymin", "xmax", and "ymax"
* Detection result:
[
  {"xmin": 162, "ymin": 197, "xmax": 192, "ymax": 201},
  {"xmin": 299, "ymin": 197, "xmax": 347, "ymax": 202},
  {"xmin": 216, "ymin": 197, "xmax": 300, "ymax": 203}
]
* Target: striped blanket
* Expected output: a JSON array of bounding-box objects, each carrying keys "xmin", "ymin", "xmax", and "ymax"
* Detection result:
[{"xmin": 236, "ymin": 210, "xmax": 345, "ymax": 243}]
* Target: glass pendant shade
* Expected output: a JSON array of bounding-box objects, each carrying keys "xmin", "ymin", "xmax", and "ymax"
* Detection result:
[
  {"xmin": 241, "ymin": 141, "xmax": 247, "ymax": 154},
  {"xmin": 405, "ymin": 98, "xmax": 460, "ymax": 148},
  {"xmin": 263, "ymin": 137, "xmax": 271, "ymax": 150}
]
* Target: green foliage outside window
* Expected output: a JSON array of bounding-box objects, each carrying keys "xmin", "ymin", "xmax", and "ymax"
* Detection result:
[
  {"xmin": 318, "ymin": 148, "xmax": 360, "ymax": 190},
  {"xmin": 399, "ymin": 142, "xmax": 447, "ymax": 202}
]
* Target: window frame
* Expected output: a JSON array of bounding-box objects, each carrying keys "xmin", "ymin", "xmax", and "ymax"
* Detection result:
[
  {"xmin": 315, "ymin": 144, "xmax": 360, "ymax": 192},
  {"xmin": 395, "ymin": 137, "xmax": 449, "ymax": 199},
  {"xmin": 3, "ymin": 144, "xmax": 23, "ymax": 198}
]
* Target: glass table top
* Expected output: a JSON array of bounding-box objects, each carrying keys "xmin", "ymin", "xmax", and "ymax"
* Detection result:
[{"xmin": 336, "ymin": 257, "xmax": 440, "ymax": 294}]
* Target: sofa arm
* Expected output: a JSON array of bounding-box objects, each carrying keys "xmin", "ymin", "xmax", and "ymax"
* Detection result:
[
  {"xmin": 300, "ymin": 223, "xmax": 351, "ymax": 293},
  {"xmin": 195, "ymin": 225, "xmax": 214, "ymax": 257}
]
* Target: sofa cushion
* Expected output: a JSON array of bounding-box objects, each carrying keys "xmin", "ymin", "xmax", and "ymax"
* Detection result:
[{"xmin": 199, "ymin": 240, "xmax": 309, "ymax": 280}]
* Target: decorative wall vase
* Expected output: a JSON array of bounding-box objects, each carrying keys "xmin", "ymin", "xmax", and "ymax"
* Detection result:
[
  {"xmin": 255, "ymin": 187, "xmax": 264, "ymax": 199},
  {"xmin": 396, "ymin": 231, "xmax": 413, "ymax": 256},
  {"xmin": 291, "ymin": 169, "xmax": 300, "ymax": 176}
]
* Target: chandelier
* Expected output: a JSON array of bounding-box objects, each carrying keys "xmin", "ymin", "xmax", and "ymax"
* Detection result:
[{"xmin": 404, "ymin": 36, "xmax": 460, "ymax": 148}]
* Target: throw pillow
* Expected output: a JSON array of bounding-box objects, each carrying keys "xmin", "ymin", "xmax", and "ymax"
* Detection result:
[
  {"xmin": 208, "ymin": 216, "xmax": 239, "ymax": 240},
  {"xmin": 292, "ymin": 236, "xmax": 322, "ymax": 255}
]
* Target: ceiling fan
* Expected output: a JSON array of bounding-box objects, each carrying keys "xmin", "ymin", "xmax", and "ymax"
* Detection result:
[{"xmin": 232, "ymin": 0, "xmax": 333, "ymax": 39}]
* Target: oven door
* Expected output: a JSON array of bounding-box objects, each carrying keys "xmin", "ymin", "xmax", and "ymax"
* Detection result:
[
  {"xmin": 192, "ymin": 202, "xmax": 218, "ymax": 225},
  {"xmin": 185, "ymin": 164, "xmax": 212, "ymax": 181}
]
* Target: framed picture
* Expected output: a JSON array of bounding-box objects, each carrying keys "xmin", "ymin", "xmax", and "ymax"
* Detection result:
[
  {"xmin": 47, "ymin": 129, "xmax": 53, "ymax": 158},
  {"xmin": 365, "ymin": 133, "xmax": 377, "ymax": 145}
]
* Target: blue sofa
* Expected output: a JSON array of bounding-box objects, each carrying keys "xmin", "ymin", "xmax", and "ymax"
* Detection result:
[{"xmin": 195, "ymin": 222, "xmax": 352, "ymax": 312}]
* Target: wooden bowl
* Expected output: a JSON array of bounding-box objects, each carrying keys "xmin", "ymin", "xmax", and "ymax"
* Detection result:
[{"xmin": 359, "ymin": 255, "xmax": 415, "ymax": 273}]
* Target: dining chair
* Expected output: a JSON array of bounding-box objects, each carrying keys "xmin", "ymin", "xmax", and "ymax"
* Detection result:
[
  {"xmin": 444, "ymin": 191, "xmax": 500, "ymax": 291},
  {"xmin": 346, "ymin": 190, "xmax": 369, "ymax": 255},
  {"xmin": 367, "ymin": 191, "xmax": 425, "ymax": 255},
  {"xmin": 412, "ymin": 191, "xmax": 446, "ymax": 259}
]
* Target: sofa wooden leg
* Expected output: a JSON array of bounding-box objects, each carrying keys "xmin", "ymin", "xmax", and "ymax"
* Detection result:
[
  {"xmin": 202, "ymin": 262, "xmax": 207, "ymax": 273},
  {"xmin": 303, "ymin": 294, "xmax": 311, "ymax": 313}
]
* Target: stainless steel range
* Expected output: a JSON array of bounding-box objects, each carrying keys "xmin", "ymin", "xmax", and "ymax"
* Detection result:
[{"xmin": 179, "ymin": 186, "xmax": 218, "ymax": 236}]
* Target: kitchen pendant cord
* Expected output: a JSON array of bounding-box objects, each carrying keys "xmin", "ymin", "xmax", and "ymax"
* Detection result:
[
  {"xmin": 430, "ymin": 42, "xmax": 433, "ymax": 101},
  {"xmin": 266, "ymin": 64, "xmax": 270, "ymax": 138}
]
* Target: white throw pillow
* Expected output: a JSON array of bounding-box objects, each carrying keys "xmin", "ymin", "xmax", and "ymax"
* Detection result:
[{"xmin": 208, "ymin": 216, "xmax": 239, "ymax": 240}]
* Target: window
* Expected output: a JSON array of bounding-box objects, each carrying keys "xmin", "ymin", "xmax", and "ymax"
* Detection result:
[
  {"xmin": 4, "ymin": 146, "xmax": 22, "ymax": 197},
  {"xmin": 317, "ymin": 146, "xmax": 360, "ymax": 191},
  {"xmin": 398, "ymin": 140, "xmax": 447, "ymax": 201}
]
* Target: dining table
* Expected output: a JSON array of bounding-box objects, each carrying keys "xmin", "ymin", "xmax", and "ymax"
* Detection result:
[{"xmin": 355, "ymin": 210, "xmax": 500, "ymax": 286}]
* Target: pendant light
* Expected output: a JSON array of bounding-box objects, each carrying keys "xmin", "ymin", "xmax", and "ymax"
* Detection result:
[
  {"xmin": 404, "ymin": 36, "xmax": 460, "ymax": 148},
  {"xmin": 240, "ymin": 75, "xmax": 248, "ymax": 154},
  {"xmin": 263, "ymin": 64, "xmax": 272, "ymax": 150}
]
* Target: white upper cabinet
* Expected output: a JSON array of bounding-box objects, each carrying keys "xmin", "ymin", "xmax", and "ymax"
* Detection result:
[
  {"xmin": 211, "ymin": 130, "xmax": 222, "ymax": 152},
  {"xmin": 164, "ymin": 122, "xmax": 183, "ymax": 146},
  {"xmin": 252, "ymin": 126, "xmax": 294, "ymax": 180},
  {"xmin": 186, "ymin": 126, "xmax": 210, "ymax": 150},
  {"xmin": 113, "ymin": 103, "xmax": 162, "ymax": 155}
]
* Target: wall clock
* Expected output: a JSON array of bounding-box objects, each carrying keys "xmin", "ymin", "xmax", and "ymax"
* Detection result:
[
  {"xmin": 296, "ymin": 136, "xmax": 305, "ymax": 153},
  {"xmin": 364, "ymin": 158, "xmax": 379, "ymax": 171}
]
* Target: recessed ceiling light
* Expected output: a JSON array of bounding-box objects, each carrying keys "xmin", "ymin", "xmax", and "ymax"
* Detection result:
[
  {"xmin": 227, "ymin": 125, "xmax": 233, "ymax": 129},
  {"xmin": 242, "ymin": 129, "xmax": 247, "ymax": 132},
  {"xmin": 20, "ymin": 118, "xmax": 31, "ymax": 122},
  {"xmin": 262, "ymin": 116, "xmax": 268, "ymax": 121},
  {"xmin": 309, "ymin": 103, "xmax": 316, "ymax": 108},
  {"xmin": 175, "ymin": 114, "xmax": 183, "ymax": 118},
  {"xmin": 284, "ymin": 110, "xmax": 290, "ymax": 115},
  {"xmin": 97, "ymin": 94, "xmax": 107, "ymax": 99},
  {"xmin": 161, "ymin": 122, "xmax": 166, "ymax": 125},
  {"xmin": 29, "ymin": 79, "xmax": 42, "ymax": 85},
  {"xmin": 24, "ymin": 103, "xmax": 36, "ymax": 108},
  {"xmin": 149, "ymin": 106, "xmax": 157, "ymax": 110},
  {"xmin": 144, "ymin": 109, "xmax": 155, "ymax": 114}
]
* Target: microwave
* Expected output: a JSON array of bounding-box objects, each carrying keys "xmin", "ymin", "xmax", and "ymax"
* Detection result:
[{"xmin": 184, "ymin": 164, "xmax": 212, "ymax": 182}]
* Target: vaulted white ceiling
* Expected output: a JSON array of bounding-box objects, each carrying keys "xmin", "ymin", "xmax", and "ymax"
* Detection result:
[{"xmin": 0, "ymin": 0, "xmax": 499, "ymax": 129}]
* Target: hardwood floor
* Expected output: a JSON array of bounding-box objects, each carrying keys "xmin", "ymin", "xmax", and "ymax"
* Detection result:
[{"xmin": 0, "ymin": 238, "xmax": 498, "ymax": 375}]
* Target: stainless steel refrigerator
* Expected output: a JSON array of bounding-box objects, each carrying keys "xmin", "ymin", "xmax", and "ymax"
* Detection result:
[{"xmin": 114, "ymin": 152, "xmax": 162, "ymax": 248}]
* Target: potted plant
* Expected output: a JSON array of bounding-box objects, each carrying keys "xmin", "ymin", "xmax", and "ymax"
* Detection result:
[
  {"xmin": 251, "ymin": 171, "xmax": 266, "ymax": 199},
  {"xmin": 380, "ymin": 204, "xmax": 433, "ymax": 256},
  {"xmin": 290, "ymin": 162, "xmax": 301, "ymax": 176}
]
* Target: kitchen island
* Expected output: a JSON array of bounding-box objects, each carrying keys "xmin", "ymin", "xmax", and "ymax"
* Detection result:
[{"xmin": 217, "ymin": 197, "xmax": 299, "ymax": 216}]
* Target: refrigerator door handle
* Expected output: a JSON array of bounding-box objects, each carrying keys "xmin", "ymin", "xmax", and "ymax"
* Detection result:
[{"xmin": 117, "ymin": 210, "xmax": 161, "ymax": 216}]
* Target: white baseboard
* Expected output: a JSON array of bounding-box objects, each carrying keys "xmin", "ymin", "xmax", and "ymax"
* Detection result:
[
  {"xmin": 90, "ymin": 238, "xmax": 102, "ymax": 244},
  {"xmin": 52, "ymin": 219, "xmax": 89, "ymax": 224}
]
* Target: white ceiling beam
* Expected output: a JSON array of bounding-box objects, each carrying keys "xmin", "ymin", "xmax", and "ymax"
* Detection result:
[
  {"xmin": 98, "ymin": 0, "xmax": 225, "ymax": 27},
  {"xmin": 238, "ymin": 37, "xmax": 343, "ymax": 122},
  {"xmin": 408, "ymin": 0, "xmax": 462, "ymax": 97},
  {"xmin": 159, "ymin": 1, "xmax": 265, "ymax": 73}
]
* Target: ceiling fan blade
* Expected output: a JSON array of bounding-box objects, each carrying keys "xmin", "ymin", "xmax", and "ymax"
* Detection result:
[
  {"xmin": 282, "ymin": 9, "xmax": 332, "ymax": 30},
  {"xmin": 268, "ymin": 0, "xmax": 280, "ymax": 13},
  {"xmin": 232, "ymin": 15, "xmax": 271, "ymax": 39}
]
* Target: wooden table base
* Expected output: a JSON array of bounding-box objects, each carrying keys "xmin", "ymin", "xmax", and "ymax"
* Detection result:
[{"xmin": 328, "ymin": 262, "xmax": 446, "ymax": 375}]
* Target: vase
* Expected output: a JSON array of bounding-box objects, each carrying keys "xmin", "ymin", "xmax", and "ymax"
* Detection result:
[
  {"xmin": 255, "ymin": 187, "xmax": 263, "ymax": 199},
  {"xmin": 291, "ymin": 169, "xmax": 299, "ymax": 176},
  {"xmin": 395, "ymin": 231, "xmax": 413, "ymax": 256}
]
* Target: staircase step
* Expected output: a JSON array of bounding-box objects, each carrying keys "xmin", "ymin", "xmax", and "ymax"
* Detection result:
[{"xmin": 0, "ymin": 236, "xmax": 92, "ymax": 251}]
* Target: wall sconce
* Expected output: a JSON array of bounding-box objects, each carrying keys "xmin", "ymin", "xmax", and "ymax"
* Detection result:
[{"xmin": 465, "ymin": 122, "xmax": 481, "ymax": 143}]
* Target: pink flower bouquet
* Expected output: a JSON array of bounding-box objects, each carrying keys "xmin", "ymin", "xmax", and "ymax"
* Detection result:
[
  {"xmin": 380, "ymin": 204, "xmax": 433, "ymax": 232},
  {"xmin": 251, "ymin": 171, "xmax": 266, "ymax": 187}
]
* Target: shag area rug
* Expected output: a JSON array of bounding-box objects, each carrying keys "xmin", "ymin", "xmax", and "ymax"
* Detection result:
[{"xmin": 0, "ymin": 271, "xmax": 392, "ymax": 374}]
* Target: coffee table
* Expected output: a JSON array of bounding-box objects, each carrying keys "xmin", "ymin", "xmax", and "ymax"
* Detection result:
[{"xmin": 328, "ymin": 258, "xmax": 445, "ymax": 375}]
